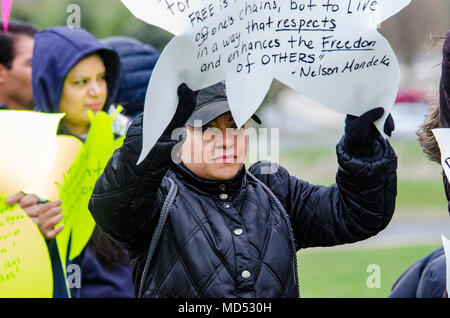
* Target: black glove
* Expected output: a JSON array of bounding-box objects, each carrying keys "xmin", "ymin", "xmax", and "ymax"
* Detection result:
[
  {"xmin": 161, "ymin": 83, "xmax": 196, "ymax": 139},
  {"xmin": 343, "ymin": 107, "xmax": 395, "ymax": 158}
]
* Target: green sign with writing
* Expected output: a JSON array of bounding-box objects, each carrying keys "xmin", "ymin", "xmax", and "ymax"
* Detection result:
[{"xmin": 56, "ymin": 110, "xmax": 125, "ymax": 267}]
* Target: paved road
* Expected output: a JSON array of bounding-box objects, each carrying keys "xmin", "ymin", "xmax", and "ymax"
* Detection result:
[{"xmin": 305, "ymin": 213, "xmax": 450, "ymax": 252}]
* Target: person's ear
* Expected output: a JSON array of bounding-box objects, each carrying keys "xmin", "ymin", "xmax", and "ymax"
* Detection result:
[{"xmin": 0, "ymin": 64, "xmax": 9, "ymax": 85}]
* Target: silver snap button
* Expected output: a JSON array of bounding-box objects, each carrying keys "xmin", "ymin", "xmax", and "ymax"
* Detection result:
[
  {"xmin": 219, "ymin": 184, "xmax": 226, "ymax": 191},
  {"xmin": 223, "ymin": 203, "xmax": 231, "ymax": 209},
  {"xmin": 219, "ymin": 194, "xmax": 228, "ymax": 200},
  {"xmin": 234, "ymin": 228, "xmax": 243, "ymax": 236},
  {"xmin": 241, "ymin": 270, "xmax": 251, "ymax": 279}
]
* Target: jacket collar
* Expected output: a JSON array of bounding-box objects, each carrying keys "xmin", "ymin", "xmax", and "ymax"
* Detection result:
[{"xmin": 171, "ymin": 162, "xmax": 247, "ymax": 196}]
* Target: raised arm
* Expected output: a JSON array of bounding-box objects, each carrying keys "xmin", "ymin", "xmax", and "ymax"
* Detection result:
[
  {"xmin": 298, "ymin": 108, "xmax": 397, "ymax": 248},
  {"xmin": 88, "ymin": 84, "xmax": 195, "ymax": 248},
  {"xmin": 253, "ymin": 108, "xmax": 397, "ymax": 249}
]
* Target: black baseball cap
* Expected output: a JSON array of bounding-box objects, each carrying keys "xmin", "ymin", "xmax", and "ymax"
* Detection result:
[{"xmin": 186, "ymin": 81, "xmax": 262, "ymax": 127}]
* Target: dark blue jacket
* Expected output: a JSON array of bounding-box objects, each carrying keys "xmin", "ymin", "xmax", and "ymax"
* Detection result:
[
  {"xmin": 89, "ymin": 115, "xmax": 398, "ymax": 298},
  {"xmin": 101, "ymin": 37, "xmax": 160, "ymax": 119},
  {"xmin": 32, "ymin": 26, "xmax": 133, "ymax": 298},
  {"xmin": 390, "ymin": 247, "xmax": 446, "ymax": 298},
  {"xmin": 78, "ymin": 247, "xmax": 135, "ymax": 298},
  {"xmin": 32, "ymin": 26, "xmax": 120, "ymax": 114}
]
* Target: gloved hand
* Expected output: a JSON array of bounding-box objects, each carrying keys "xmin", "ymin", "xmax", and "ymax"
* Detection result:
[
  {"xmin": 343, "ymin": 107, "xmax": 395, "ymax": 158},
  {"xmin": 161, "ymin": 83, "xmax": 196, "ymax": 139}
]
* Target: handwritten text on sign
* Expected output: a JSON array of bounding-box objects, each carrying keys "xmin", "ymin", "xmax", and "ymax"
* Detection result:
[
  {"xmin": 0, "ymin": 198, "xmax": 52, "ymax": 297},
  {"xmin": 56, "ymin": 111, "xmax": 125, "ymax": 266},
  {"xmin": 432, "ymin": 129, "xmax": 450, "ymax": 184},
  {"xmin": 121, "ymin": 0, "xmax": 411, "ymax": 164}
]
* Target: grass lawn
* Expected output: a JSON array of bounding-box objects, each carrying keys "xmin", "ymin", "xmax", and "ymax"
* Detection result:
[
  {"xmin": 279, "ymin": 138, "xmax": 447, "ymax": 211},
  {"xmin": 396, "ymin": 180, "xmax": 447, "ymax": 210},
  {"xmin": 297, "ymin": 244, "xmax": 441, "ymax": 298},
  {"xmin": 273, "ymin": 138, "xmax": 446, "ymax": 298}
]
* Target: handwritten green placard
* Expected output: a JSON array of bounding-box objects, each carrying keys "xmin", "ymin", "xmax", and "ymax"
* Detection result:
[
  {"xmin": 0, "ymin": 197, "xmax": 53, "ymax": 298},
  {"xmin": 56, "ymin": 110, "xmax": 125, "ymax": 268}
]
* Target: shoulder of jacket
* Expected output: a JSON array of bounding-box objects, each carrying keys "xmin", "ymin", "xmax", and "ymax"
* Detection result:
[
  {"xmin": 161, "ymin": 170, "xmax": 178, "ymax": 191},
  {"xmin": 248, "ymin": 161, "xmax": 290, "ymax": 189},
  {"xmin": 121, "ymin": 115, "xmax": 144, "ymax": 143}
]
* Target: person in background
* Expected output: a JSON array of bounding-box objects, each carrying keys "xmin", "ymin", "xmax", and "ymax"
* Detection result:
[
  {"xmin": 6, "ymin": 26, "xmax": 134, "ymax": 298},
  {"xmin": 389, "ymin": 31, "xmax": 450, "ymax": 299},
  {"xmin": 101, "ymin": 36, "xmax": 160, "ymax": 120},
  {"xmin": 0, "ymin": 20, "xmax": 38, "ymax": 110}
]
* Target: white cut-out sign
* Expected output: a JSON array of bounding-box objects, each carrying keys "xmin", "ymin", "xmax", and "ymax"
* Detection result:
[
  {"xmin": 432, "ymin": 129, "xmax": 450, "ymax": 183},
  {"xmin": 122, "ymin": 0, "xmax": 411, "ymax": 164},
  {"xmin": 442, "ymin": 235, "xmax": 450, "ymax": 297}
]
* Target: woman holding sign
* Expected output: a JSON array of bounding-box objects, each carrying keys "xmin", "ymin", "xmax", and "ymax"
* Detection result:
[
  {"xmin": 390, "ymin": 31, "xmax": 450, "ymax": 299},
  {"xmin": 7, "ymin": 26, "xmax": 134, "ymax": 298},
  {"xmin": 89, "ymin": 79, "xmax": 397, "ymax": 298}
]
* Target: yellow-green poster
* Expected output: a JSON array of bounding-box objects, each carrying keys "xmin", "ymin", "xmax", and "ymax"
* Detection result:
[
  {"xmin": 56, "ymin": 110, "xmax": 124, "ymax": 268},
  {"xmin": 0, "ymin": 197, "xmax": 53, "ymax": 298},
  {"xmin": 0, "ymin": 110, "xmax": 125, "ymax": 297},
  {"xmin": 0, "ymin": 110, "xmax": 64, "ymax": 298}
]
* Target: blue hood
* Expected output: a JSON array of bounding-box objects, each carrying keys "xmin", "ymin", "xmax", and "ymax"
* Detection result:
[
  {"xmin": 101, "ymin": 36, "xmax": 160, "ymax": 118},
  {"xmin": 32, "ymin": 26, "xmax": 120, "ymax": 113}
]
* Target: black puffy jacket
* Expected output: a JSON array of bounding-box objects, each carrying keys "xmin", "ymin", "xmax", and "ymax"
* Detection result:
[{"xmin": 89, "ymin": 115, "xmax": 398, "ymax": 298}]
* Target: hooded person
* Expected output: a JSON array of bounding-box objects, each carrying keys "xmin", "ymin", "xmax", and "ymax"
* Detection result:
[
  {"xmin": 390, "ymin": 31, "xmax": 450, "ymax": 299},
  {"xmin": 32, "ymin": 26, "xmax": 127, "ymax": 139},
  {"xmin": 28, "ymin": 26, "xmax": 133, "ymax": 297},
  {"xmin": 88, "ymin": 77, "xmax": 398, "ymax": 298}
]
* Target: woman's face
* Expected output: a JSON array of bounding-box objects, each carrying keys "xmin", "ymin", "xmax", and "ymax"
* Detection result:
[
  {"xmin": 180, "ymin": 112, "xmax": 248, "ymax": 181},
  {"xmin": 59, "ymin": 54, "xmax": 107, "ymax": 136}
]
